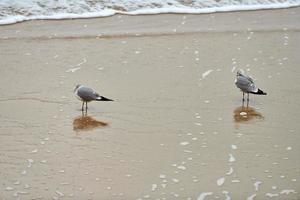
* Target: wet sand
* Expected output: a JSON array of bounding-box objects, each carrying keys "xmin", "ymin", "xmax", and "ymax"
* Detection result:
[{"xmin": 0, "ymin": 7, "xmax": 300, "ymax": 200}]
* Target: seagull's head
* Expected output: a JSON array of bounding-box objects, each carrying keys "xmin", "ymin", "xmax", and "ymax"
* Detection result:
[
  {"xmin": 74, "ymin": 84, "xmax": 82, "ymax": 92},
  {"xmin": 236, "ymin": 69, "xmax": 244, "ymax": 76}
]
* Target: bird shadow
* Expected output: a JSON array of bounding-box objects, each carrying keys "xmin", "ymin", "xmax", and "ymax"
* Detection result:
[
  {"xmin": 233, "ymin": 105, "xmax": 264, "ymax": 126},
  {"xmin": 73, "ymin": 111, "xmax": 109, "ymax": 133}
]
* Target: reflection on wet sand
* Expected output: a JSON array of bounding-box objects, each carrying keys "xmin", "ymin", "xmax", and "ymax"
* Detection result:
[
  {"xmin": 233, "ymin": 106, "xmax": 264, "ymax": 124},
  {"xmin": 73, "ymin": 113, "xmax": 108, "ymax": 132}
]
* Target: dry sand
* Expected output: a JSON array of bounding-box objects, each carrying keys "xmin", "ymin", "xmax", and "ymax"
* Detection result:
[{"xmin": 0, "ymin": 7, "xmax": 300, "ymax": 200}]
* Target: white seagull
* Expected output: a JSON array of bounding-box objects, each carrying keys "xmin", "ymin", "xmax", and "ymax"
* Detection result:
[
  {"xmin": 74, "ymin": 84, "xmax": 113, "ymax": 111},
  {"xmin": 235, "ymin": 69, "xmax": 267, "ymax": 105}
]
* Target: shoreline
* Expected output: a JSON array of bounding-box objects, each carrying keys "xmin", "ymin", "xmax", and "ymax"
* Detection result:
[
  {"xmin": 1, "ymin": 4, "xmax": 300, "ymax": 26},
  {"xmin": 0, "ymin": 7, "xmax": 299, "ymax": 40}
]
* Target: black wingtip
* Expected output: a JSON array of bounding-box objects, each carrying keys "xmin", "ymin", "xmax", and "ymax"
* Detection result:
[
  {"xmin": 99, "ymin": 96, "xmax": 114, "ymax": 101},
  {"xmin": 254, "ymin": 88, "xmax": 267, "ymax": 95}
]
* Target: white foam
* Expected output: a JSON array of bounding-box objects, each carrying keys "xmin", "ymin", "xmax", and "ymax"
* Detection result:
[
  {"xmin": 180, "ymin": 141, "xmax": 189, "ymax": 146},
  {"xmin": 5, "ymin": 186, "xmax": 14, "ymax": 191},
  {"xmin": 177, "ymin": 166, "xmax": 186, "ymax": 170},
  {"xmin": 151, "ymin": 184, "xmax": 157, "ymax": 191},
  {"xmin": 217, "ymin": 177, "xmax": 225, "ymax": 186},
  {"xmin": 247, "ymin": 194, "xmax": 257, "ymax": 200},
  {"xmin": 159, "ymin": 174, "xmax": 166, "ymax": 179},
  {"xmin": 66, "ymin": 67, "xmax": 81, "ymax": 73},
  {"xmin": 226, "ymin": 167, "xmax": 234, "ymax": 175},
  {"xmin": 172, "ymin": 178, "xmax": 179, "ymax": 183},
  {"xmin": 231, "ymin": 145, "xmax": 237, "ymax": 150},
  {"xmin": 31, "ymin": 149, "xmax": 38, "ymax": 153},
  {"xmin": 0, "ymin": 10, "xmax": 116, "ymax": 25},
  {"xmin": 229, "ymin": 154, "xmax": 235, "ymax": 162},
  {"xmin": 265, "ymin": 193, "xmax": 279, "ymax": 198},
  {"xmin": 240, "ymin": 112, "xmax": 247, "ymax": 116},
  {"xmin": 194, "ymin": 122, "xmax": 202, "ymax": 126},
  {"xmin": 254, "ymin": 181, "xmax": 262, "ymax": 191},
  {"xmin": 223, "ymin": 191, "xmax": 231, "ymax": 200},
  {"xmin": 14, "ymin": 181, "xmax": 21, "ymax": 185},
  {"xmin": 2, "ymin": 0, "xmax": 300, "ymax": 23},
  {"xmin": 202, "ymin": 70, "xmax": 214, "ymax": 79},
  {"xmin": 197, "ymin": 192, "xmax": 213, "ymax": 200},
  {"xmin": 56, "ymin": 190, "xmax": 64, "ymax": 197},
  {"xmin": 280, "ymin": 189, "xmax": 296, "ymax": 195},
  {"xmin": 16, "ymin": 191, "xmax": 28, "ymax": 195}
]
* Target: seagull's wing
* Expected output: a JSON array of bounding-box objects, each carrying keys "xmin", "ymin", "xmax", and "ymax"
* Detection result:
[
  {"xmin": 77, "ymin": 86, "xmax": 101, "ymax": 101},
  {"xmin": 235, "ymin": 75, "xmax": 258, "ymax": 93},
  {"xmin": 245, "ymin": 75, "xmax": 258, "ymax": 93},
  {"xmin": 245, "ymin": 75, "xmax": 254, "ymax": 84}
]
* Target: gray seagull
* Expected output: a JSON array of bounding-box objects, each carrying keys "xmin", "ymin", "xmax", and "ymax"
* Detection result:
[
  {"xmin": 74, "ymin": 84, "xmax": 113, "ymax": 111},
  {"xmin": 235, "ymin": 69, "xmax": 266, "ymax": 105}
]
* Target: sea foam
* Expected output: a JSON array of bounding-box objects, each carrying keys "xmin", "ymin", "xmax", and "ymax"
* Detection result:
[{"xmin": 1, "ymin": 0, "xmax": 300, "ymax": 25}]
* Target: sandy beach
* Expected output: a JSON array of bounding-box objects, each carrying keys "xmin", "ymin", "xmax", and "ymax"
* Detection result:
[{"xmin": 0, "ymin": 7, "xmax": 300, "ymax": 200}]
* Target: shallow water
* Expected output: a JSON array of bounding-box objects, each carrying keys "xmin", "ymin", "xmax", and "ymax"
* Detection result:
[
  {"xmin": 1, "ymin": 0, "xmax": 300, "ymax": 25},
  {"xmin": 0, "ymin": 13, "xmax": 300, "ymax": 200}
]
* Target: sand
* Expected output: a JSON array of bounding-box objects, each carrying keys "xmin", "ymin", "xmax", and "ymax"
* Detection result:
[{"xmin": 0, "ymin": 7, "xmax": 300, "ymax": 200}]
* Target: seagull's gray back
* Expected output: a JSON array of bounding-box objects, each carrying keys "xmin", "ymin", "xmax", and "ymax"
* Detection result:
[
  {"xmin": 77, "ymin": 86, "xmax": 100, "ymax": 102},
  {"xmin": 235, "ymin": 74, "xmax": 258, "ymax": 93}
]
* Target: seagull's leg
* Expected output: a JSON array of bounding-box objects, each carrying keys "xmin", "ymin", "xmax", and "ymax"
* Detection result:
[
  {"xmin": 82, "ymin": 102, "xmax": 84, "ymax": 111},
  {"xmin": 247, "ymin": 93, "xmax": 249, "ymax": 107},
  {"xmin": 242, "ymin": 92, "xmax": 245, "ymax": 107},
  {"xmin": 86, "ymin": 102, "xmax": 88, "ymax": 110}
]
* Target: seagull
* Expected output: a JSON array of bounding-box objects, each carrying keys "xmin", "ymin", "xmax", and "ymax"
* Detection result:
[
  {"xmin": 74, "ymin": 84, "xmax": 113, "ymax": 111},
  {"xmin": 235, "ymin": 69, "xmax": 266, "ymax": 105}
]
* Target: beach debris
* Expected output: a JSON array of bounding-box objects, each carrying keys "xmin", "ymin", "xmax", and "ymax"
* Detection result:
[
  {"xmin": 56, "ymin": 190, "xmax": 64, "ymax": 197},
  {"xmin": 280, "ymin": 189, "xmax": 296, "ymax": 195},
  {"xmin": 31, "ymin": 149, "xmax": 38, "ymax": 153},
  {"xmin": 223, "ymin": 191, "xmax": 231, "ymax": 200},
  {"xmin": 66, "ymin": 58, "xmax": 86, "ymax": 73},
  {"xmin": 197, "ymin": 192, "xmax": 213, "ymax": 200},
  {"xmin": 202, "ymin": 69, "xmax": 213, "ymax": 79},
  {"xmin": 151, "ymin": 184, "xmax": 157, "ymax": 191},
  {"xmin": 180, "ymin": 141, "xmax": 189, "ymax": 146},
  {"xmin": 229, "ymin": 154, "xmax": 235, "ymax": 162},
  {"xmin": 66, "ymin": 67, "xmax": 81, "ymax": 73},
  {"xmin": 254, "ymin": 181, "xmax": 262, "ymax": 191},
  {"xmin": 177, "ymin": 165, "xmax": 186, "ymax": 170},
  {"xmin": 226, "ymin": 167, "xmax": 234, "ymax": 175},
  {"xmin": 159, "ymin": 174, "xmax": 166, "ymax": 179},
  {"xmin": 265, "ymin": 193, "xmax": 279, "ymax": 198},
  {"xmin": 14, "ymin": 180, "xmax": 21, "ymax": 185},
  {"xmin": 172, "ymin": 178, "xmax": 179, "ymax": 183},
  {"xmin": 247, "ymin": 194, "xmax": 257, "ymax": 200},
  {"xmin": 217, "ymin": 177, "xmax": 225, "ymax": 186},
  {"xmin": 5, "ymin": 186, "xmax": 14, "ymax": 191}
]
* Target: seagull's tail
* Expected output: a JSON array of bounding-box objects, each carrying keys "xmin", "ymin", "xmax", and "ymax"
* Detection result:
[
  {"xmin": 252, "ymin": 88, "xmax": 267, "ymax": 95},
  {"xmin": 97, "ymin": 96, "xmax": 114, "ymax": 101}
]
